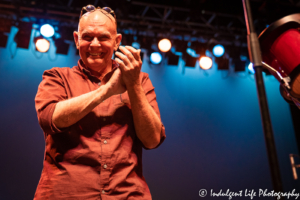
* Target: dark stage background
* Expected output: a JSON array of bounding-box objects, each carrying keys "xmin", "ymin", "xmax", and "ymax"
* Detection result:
[{"xmin": 1, "ymin": 0, "xmax": 300, "ymax": 200}]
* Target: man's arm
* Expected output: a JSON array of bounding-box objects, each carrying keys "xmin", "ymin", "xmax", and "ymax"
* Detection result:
[
  {"xmin": 115, "ymin": 46, "xmax": 163, "ymax": 149},
  {"xmin": 53, "ymin": 68, "xmax": 126, "ymax": 129},
  {"xmin": 126, "ymin": 83, "xmax": 163, "ymax": 149}
]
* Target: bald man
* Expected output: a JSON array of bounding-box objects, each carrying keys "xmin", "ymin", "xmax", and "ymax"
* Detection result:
[{"xmin": 34, "ymin": 5, "xmax": 165, "ymax": 200}]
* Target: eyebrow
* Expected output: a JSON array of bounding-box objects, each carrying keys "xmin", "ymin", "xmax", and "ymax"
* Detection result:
[{"xmin": 81, "ymin": 30, "xmax": 112, "ymax": 37}]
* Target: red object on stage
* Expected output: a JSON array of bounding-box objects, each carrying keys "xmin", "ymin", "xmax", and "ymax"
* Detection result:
[{"xmin": 259, "ymin": 14, "xmax": 300, "ymax": 98}]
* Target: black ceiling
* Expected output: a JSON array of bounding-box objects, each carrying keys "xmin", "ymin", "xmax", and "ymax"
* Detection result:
[{"xmin": 0, "ymin": 0, "xmax": 299, "ymax": 49}]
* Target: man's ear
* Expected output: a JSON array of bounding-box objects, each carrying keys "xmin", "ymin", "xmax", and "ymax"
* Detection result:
[
  {"xmin": 73, "ymin": 31, "xmax": 79, "ymax": 49},
  {"xmin": 115, "ymin": 33, "xmax": 122, "ymax": 51}
]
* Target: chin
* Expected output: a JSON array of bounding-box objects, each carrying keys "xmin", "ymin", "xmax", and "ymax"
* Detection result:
[{"xmin": 86, "ymin": 58, "xmax": 107, "ymax": 69}]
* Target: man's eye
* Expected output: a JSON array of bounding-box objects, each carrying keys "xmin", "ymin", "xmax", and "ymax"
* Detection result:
[
  {"xmin": 83, "ymin": 36, "xmax": 92, "ymax": 40},
  {"xmin": 99, "ymin": 36, "xmax": 110, "ymax": 41}
]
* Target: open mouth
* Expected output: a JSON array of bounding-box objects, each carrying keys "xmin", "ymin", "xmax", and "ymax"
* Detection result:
[{"xmin": 88, "ymin": 52, "xmax": 104, "ymax": 57}]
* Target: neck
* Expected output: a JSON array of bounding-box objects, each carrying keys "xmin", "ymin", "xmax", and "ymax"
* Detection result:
[{"xmin": 87, "ymin": 60, "xmax": 113, "ymax": 80}]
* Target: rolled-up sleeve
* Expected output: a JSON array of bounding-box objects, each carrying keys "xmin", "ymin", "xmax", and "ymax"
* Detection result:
[
  {"xmin": 35, "ymin": 68, "xmax": 69, "ymax": 135},
  {"xmin": 141, "ymin": 73, "xmax": 166, "ymax": 149}
]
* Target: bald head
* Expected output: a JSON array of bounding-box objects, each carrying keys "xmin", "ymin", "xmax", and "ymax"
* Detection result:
[{"xmin": 78, "ymin": 10, "xmax": 117, "ymax": 33}]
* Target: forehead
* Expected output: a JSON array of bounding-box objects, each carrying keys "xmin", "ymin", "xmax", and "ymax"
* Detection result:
[{"xmin": 78, "ymin": 11, "xmax": 116, "ymax": 34}]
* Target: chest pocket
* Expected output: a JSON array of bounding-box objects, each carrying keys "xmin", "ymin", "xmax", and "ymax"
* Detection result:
[{"xmin": 111, "ymin": 92, "xmax": 134, "ymax": 130}]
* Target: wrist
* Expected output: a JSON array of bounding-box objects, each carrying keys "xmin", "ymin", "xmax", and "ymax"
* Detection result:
[
  {"xmin": 126, "ymin": 82, "xmax": 142, "ymax": 93},
  {"xmin": 96, "ymin": 84, "xmax": 111, "ymax": 104},
  {"xmin": 126, "ymin": 83, "xmax": 145, "ymax": 101}
]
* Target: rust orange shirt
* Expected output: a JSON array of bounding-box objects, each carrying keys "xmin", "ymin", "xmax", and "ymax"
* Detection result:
[{"xmin": 34, "ymin": 59, "xmax": 166, "ymax": 200}]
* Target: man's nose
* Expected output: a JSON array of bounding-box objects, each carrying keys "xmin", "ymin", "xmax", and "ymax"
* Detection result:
[{"xmin": 90, "ymin": 38, "xmax": 101, "ymax": 47}]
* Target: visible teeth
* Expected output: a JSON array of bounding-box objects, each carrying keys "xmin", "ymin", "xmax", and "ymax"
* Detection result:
[{"xmin": 90, "ymin": 53, "xmax": 102, "ymax": 56}]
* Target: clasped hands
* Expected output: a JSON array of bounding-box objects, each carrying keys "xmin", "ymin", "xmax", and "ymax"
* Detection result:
[{"xmin": 105, "ymin": 46, "xmax": 142, "ymax": 96}]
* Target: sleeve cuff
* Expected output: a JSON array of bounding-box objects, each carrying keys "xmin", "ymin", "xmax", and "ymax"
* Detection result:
[
  {"xmin": 39, "ymin": 102, "xmax": 70, "ymax": 135},
  {"xmin": 144, "ymin": 123, "xmax": 166, "ymax": 150}
]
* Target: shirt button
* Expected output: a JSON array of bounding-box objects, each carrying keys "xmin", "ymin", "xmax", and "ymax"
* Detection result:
[
  {"xmin": 104, "ymin": 140, "xmax": 107, "ymax": 144},
  {"xmin": 102, "ymin": 190, "xmax": 105, "ymax": 194},
  {"xmin": 103, "ymin": 118, "xmax": 106, "ymax": 121},
  {"xmin": 103, "ymin": 164, "xmax": 107, "ymax": 169}
]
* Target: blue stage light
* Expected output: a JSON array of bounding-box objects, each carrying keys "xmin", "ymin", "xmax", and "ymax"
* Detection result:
[
  {"xmin": 212, "ymin": 44, "xmax": 225, "ymax": 57},
  {"xmin": 40, "ymin": 24, "xmax": 55, "ymax": 38},
  {"xmin": 150, "ymin": 52, "xmax": 162, "ymax": 64},
  {"xmin": 248, "ymin": 63, "xmax": 255, "ymax": 74}
]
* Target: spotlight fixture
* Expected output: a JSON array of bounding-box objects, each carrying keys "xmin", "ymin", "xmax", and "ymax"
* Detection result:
[
  {"xmin": 194, "ymin": 43, "xmax": 208, "ymax": 62},
  {"xmin": 0, "ymin": 18, "xmax": 12, "ymax": 48},
  {"xmin": 59, "ymin": 26, "xmax": 75, "ymax": 41},
  {"xmin": 166, "ymin": 51, "xmax": 180, "ymax": 66},
  {"xmin": 150, "ymin": 52, "xmax": 162, "ymax": 64},
  {"xmin": 183, "ymin": 52, "xmax": 198, "ymax": 67},
  {"xmin": 215, "ymin": 56, "xmax": 229, "ymax": 70},
  {"xmin": 199, "ymin": 56, "xmax": 213, "ymax": 70},
  {"xmin": 0, "ymin": 32, "xmax": 8, "ymax": 48},
  {"xmin": 40, "ymin": 24, "xmax": 55, "ymax": 38},
  {"xmin": 0, "ymin": 18, "xmax": 12, "ymax": 33},
  {"xmin": 54, "ymin": 38, "xmax": 69, "ymax": 55},
  {"xmin": 34, "ymin": 36, "xmax": 50, "ymax": 53},
  {"xmin": 229, "ymin": 45, "xmax": 246, "ymax": 72},
  {"xmin": 15, "ymin": 21, "xmax": 33, "ymax": 49},
  {"xmin": 233, "ymin": 58, "xmax": 246, "ymax": 72},
  {"xmin": 184, "ymin": 41, "xmax": 202, "ymax": 67},
  {"xmin": 158, "ymin": 38, "xmax": 171, "ymax": 52},
  {"xmin": 213, "ymin": 44, "xmax": 225, "ymax": 57}
]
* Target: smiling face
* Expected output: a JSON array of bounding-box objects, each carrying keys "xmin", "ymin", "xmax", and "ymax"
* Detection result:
[{"xmin": 74, "ymin": 11, "xmax": 121, "ymax": 72}]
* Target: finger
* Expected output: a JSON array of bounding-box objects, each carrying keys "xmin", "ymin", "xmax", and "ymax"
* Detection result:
[
  {"xmin": 119, "ymin": 46, "xmax": 136, "ymax": 63},
  {"xmin": 114, "ymin": 57, "xmax": 126, "ymax": 71},
  {"xmin": 124, "ymin": 46, "xmax": 141, "ymax": 61},
  {"xmin": 115, "ymin": 51, "xmax": 131, "ymax": 67}
]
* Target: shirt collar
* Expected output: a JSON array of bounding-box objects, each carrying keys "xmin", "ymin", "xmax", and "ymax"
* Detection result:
[{"xmin": 75, "ymin": 59, "xmax": 119, "ymax": 78}]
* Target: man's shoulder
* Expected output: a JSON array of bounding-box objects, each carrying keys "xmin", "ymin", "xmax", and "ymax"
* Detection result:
[
  {"xmin": 44, "ymin": 66, "xmax": 75, "ymax": 73},
  {"xmin": 42, "ymin": 66, "xmax": 80, "ymax": 78},
  {"xmin": 140, "ymin": 71, "xmax": 150, "ymax": 80}
]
